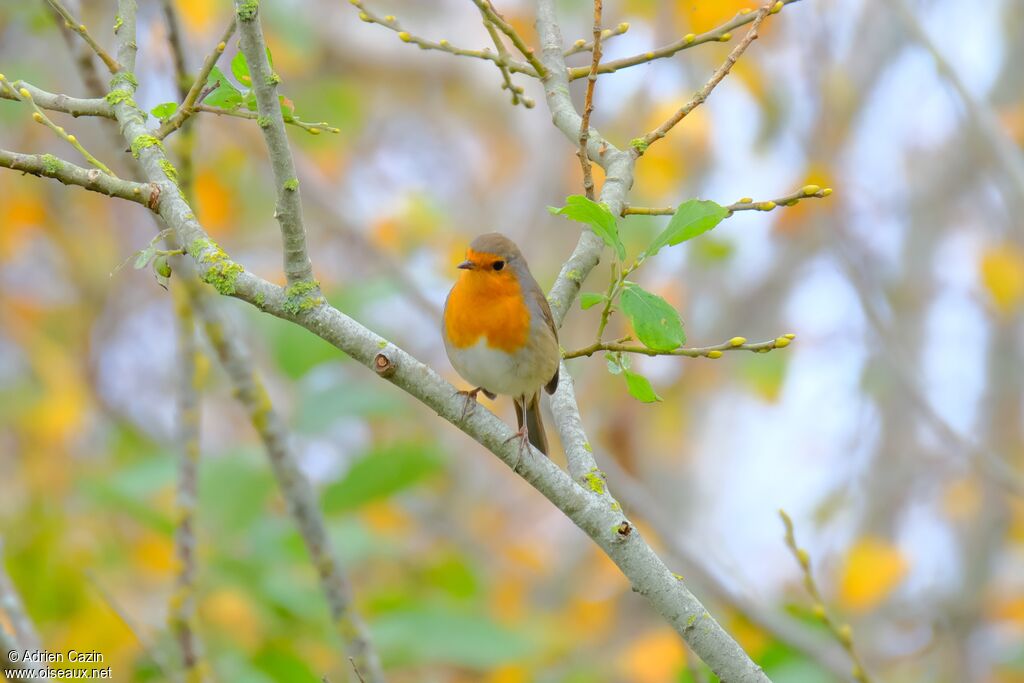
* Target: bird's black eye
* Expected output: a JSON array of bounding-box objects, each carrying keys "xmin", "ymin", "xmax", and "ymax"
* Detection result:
[{"xmin": 492, "ymin": 260, "xmax": 505, "ymax": 271}]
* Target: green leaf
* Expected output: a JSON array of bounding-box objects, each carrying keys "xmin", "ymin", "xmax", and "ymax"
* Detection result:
[
  {"xmin": 322, "ymin": 442, "xmax": 444, "ymax": 514},
  {"xmin": 623, "ymin": 369, "xmax": 662, "ymax": 403},
  {"xmin": 646, "ymin": 199, "xmax": 729, "ymax": 257},
  {"xmin": 203, "ymin": 66, "xmax": 242, "ymax": 109},
  {"xmin": 548, "ymin": 194, "xmax": 625, "ymax": 260},
  {"xmin": 149, "ymin": 101, "xmax": 178, "ymax": 121},
  {"xmin": 619, "ymin": 282, "xmax": 685, "ymax": 351},
  {"xmin": 579, "ymin": 292, "xmax": 606, "ymax": 310},
  {"xmin": 230, "ymin": 50, "xmax": 251, "ymax": 86},
  {"xmin": 244, "ymin": 90, "xmax": 258, "ymax": 111},
  {"xmin": 133, "ymin": 246, "xmax": 156, "ymax": 269},
  {"xmin": 372, "ymin": 607, "xmax": 537, "ymax": 669},
  {"xmin": 278, "ymin": 94, "xmax": 295, "ymax": 121}
]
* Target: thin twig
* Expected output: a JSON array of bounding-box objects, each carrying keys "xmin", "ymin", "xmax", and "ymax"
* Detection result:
[
  {"xmin": 160, "ymin": 0, "xmax": 190, "ymax": 100},
  {"xmin": 1, "ymin": 75, "xmax": 116, "ymax": 176},
  {"xmin": 45, "ymin": 0, "xmax": 106, "ymax": 96},
  {"xmin": 349, "ymin": 657, "xmax": 367, "ymax": 683},
  {"xmin": 470, "ymin": 0, "xmax": 548, "ymax": 77},
  {"xmin": 192, "ymin": 103, "xmax": 339, "ymax": 135},
  {"xmin": 577, "ymin": 0, "xmax": 603, "ymax": 200},
  {"xmin": 624, "ymin": 185, "xmax": 833, "ymax": 216},
  {"xmin": 155, "ymin": 18, "xmax": 238, "ymax": 141},
  {"xmin": 0, "ymin": 80, "xmax": 112, "ymax": 118},
  {"xmin": 779, "ymin": 511, "xmax": 873, "ymax": 683},
  {"xmin": 480, "ymin": 17, "xmax": 533, "ymax": 108},
  {"xmin": 564, "ymin": 22, "xmax": 628, "ymax": 57},
  {"xmin": 567, "ymin": 0, "xmax": 799, "ymax": 81},
  {"xmin": 44, "ymin": 0, "xmax": 121, "ymax": 73},
  {"xmin": 637, "ymin": 2, "xmax": 774, "ymax": 153},
  {"xmin": 563, "ymin": 334, "xmax": 793, "ymax": 360},
  {"xmin": 350, "ymin": 1, "xmax": 537, "ymax": 77}
]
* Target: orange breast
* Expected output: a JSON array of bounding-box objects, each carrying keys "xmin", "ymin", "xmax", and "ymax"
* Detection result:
[{"xmin": 445, "ymin": 270, "xmax": 530, "ymax": 353}]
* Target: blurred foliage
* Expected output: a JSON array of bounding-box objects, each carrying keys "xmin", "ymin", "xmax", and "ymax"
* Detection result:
[{"xmin": 2, "ymin": 0, "xmax": 1024, "ymax": 681}]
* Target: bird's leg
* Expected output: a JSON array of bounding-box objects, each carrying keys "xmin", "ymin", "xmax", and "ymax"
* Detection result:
[
  {"xmin": 503, "ymin": 423, "xmax": 532, "ymax": 473},
  {"xmin": 455, "ymin": 386, "xmax": 496, "ymax": 421}
]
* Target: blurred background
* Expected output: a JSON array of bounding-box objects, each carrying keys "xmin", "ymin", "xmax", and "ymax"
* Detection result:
[{"xmin": 2, "ymin": 0, "xmax": 1023, "ymax": 681}]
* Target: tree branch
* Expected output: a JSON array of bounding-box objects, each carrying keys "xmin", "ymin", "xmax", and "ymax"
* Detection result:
[
  {"xmin": 480, "ymin": 17, "xmax": 534, "ymax": 108},
  {"xmin": 44, "ymin": 0, "xmax": 121, "ymax": 73},
  {"xmin": 191, "ymin": 286, "xmax": 386, "ymax": 683},
  {"xmin": 563, "ymin": 334, "xmax": 793, "ymax": 360},
  {"xmin": 0, "ymin": 80, "xmax": 112, "ymax": 118},
  {"xmin": 234, "ymin": 0, "xmax": 316, "ymax": 287},
  {"xmin": 566, "ymin": 0, "xmax": 800, "ymax": 81},
  {"xmin": 0, "ymin": 148, "xmax": 158, "ymax": 206},
  {"xmin": 471, "ymin": 0, "xmax": 548, "ymax": 78},
  {"xmin": 170, "ymin": 286, "xmax": 203, "ymax": 681},
  {"xmin": 577, "ymin": 0, "xmax": 602, "ymax": 200},
  {"xmin": 154, "ymin": 18, "xmax": 238, "ymax": 141},
  {"xmin": 638, "ymin": 3, "xmax": 773, "ymax": 153},
  {"xmin": 624, "ymin": 185, "xmax": 833, "ymax": 216},
  {"xmin": 350, "ymin": 1, "xmax": 538, "ymax": 77}
]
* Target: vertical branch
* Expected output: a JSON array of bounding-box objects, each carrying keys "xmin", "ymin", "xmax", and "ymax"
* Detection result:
[
  {"xmin": 190, "ymin": 287, "xmax": 385, "ymax": 683},
  {"xmin": 577, "ymin": 0, "xmax": 602, "ymax": 200},
  {"xmin": 171, "ymin": 286, "xmax": 203, "ymax": 682},
  {"xmin": 233, "ymin": 0, "xmax": 316, "ymax": 287}
]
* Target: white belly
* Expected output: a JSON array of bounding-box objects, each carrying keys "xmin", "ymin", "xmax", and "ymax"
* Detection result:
[{"xmin": 445, "ymin": 337, "xmax": 545, "ymax": 398}]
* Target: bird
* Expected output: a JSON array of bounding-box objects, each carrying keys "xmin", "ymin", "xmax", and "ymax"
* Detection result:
[{"xmin": 442, "ymin": 232, "xmax": 560, "ymax": 456}]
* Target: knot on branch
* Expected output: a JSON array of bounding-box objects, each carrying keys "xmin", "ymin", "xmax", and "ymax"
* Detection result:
[
  {"xmin": 374, "ymin": 349, "xmax": 397, "ymax": 378},
  {"xmin": 615, "ymin": 521, "xmax": 632, "ymax": 537}
]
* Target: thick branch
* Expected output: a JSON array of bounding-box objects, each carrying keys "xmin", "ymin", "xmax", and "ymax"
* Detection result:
[
  {"xmin": 0, "ymin": 81, "xmax": 112, "ymax": 118},
  {"xmin": 0, "ymin": 148, "xmax": 157, "ymax": 206},
  {"xmin": 234, "ymin": 0, "xmax": 316, "ymax": 286}
]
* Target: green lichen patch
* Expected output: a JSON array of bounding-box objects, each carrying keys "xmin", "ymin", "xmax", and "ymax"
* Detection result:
[
  {"xmin": 236, "ymin": 0, "xmax": 259, "ymax": 20},
  {"xmin": 283, "ymin": 178, "xmax": 299, "ymax": 192},
  {"xmin": 266, "ymin": 73, "xmax": 281, "ymax": 86},
  {"xmin": 283, "ymin": 279, "xmax": 325, "ymax": 315},
  {"xmin": 584, "ymin": 467, "xmax": 605, "ymax": 495},
  {"xmin": 158, "ymin": 158, "xmax": 179, "ymax": 185},
  {"xmin": 130, "ymin": 134, "xmax": 163, "ymax": 159},
  {"xmin": 191, "ymin": 237, "xmax": 244, "ymax": 295},
  {"xmin": 257, "ymin": 115, "xmax": 271, "ymax": 129},
  {"xmin": 105, "ymin": 90, "xmax": 134, "ymax": 106},
  {"xmin": 253, "ymin": 291, "xmax": 266, "ymax": 308},
  {"xmin": 630, "ymin": 137, "xmax": 649, "ymax": 154},
  {"xmin": 40, "ymin": 154, "xmax": 61, "ymax": 175},
  {"xmin": 109, "ymin": 70, "xmax": 138, "ymax": 91},
  {"xmin": 113, "ymin": 14, "xmax": 123, "ymax": 32}
]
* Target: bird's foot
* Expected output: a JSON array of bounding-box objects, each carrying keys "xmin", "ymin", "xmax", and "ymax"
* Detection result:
[
  {"xmin": 456, "ymin": 386, "xmax": 496, "ymax": 421},
  {"xmin": 503, "ymin": 424, "xmax": 532, "ymax": 472}
]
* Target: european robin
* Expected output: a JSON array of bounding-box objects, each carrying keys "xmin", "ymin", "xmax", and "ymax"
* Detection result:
[{"xmin": 442, "ymin": 233, "xmax": 560, "ymax": 455}]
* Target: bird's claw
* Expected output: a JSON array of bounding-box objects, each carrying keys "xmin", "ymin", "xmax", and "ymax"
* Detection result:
[
  {"xmin": 503, "ymin": 424, "xmax": 532, "ymax": 472},
  {"xmin": 456, "ymin": 386, "xmax": 495, "ymax": 421}
]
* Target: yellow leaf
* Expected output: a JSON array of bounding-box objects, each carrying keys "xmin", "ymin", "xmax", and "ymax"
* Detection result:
[
  {"xmin": 980, "ymin": 244, "xmax": 1024, "ymax": 314},
  {"xmin": 838, "ymin": 537, "xmax": 908, "ymax": 613},
  {"xmin": 195, "ymin": 168, "xmax": 237, "ymax": 236},
  {"xmin": 617, "ymin": 629, "xmax": 685, "ymax": 683}
]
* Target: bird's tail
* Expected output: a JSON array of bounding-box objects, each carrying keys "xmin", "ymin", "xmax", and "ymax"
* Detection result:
[{"xmin": 515, "ymin": 392, "xmax": 549, "ymax": 456}]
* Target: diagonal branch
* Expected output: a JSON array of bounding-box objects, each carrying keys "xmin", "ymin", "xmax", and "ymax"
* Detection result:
[
  {"xmin": 233, "ymin": 0, "xmax": 316, "ymax": 287},
  {"xmin": 0, "ymin": 80, "xmax": 112, "ymax": 118},
  {"xmin": 637, "ymin": 3, "xmax": 773, "ymax": 153},
  {"xmin": 44, "ymin": 0, "xmax": 121, "ymax": 73},
  {"xmin": 471, "ymin": 0, "xmax": 548, "ymax": 78},
  {"xmin": 567, "ymin": 0, "xmax": 799, "ymax": 81},
  {"xmin": 154, "ymin": 18, "xmax": 238, "ymax": 141}
]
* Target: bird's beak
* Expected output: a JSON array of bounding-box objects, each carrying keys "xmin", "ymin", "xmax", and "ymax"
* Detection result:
[{"xmin": 457, "ymin": 260, "xmax": 475, "ymax": 270}]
